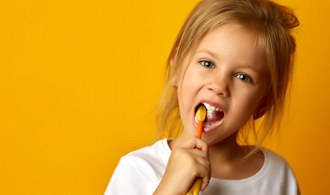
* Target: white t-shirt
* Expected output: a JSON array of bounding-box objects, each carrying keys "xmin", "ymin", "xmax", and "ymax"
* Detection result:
[{"xmin": 105, "ymin": 139, "xmax": 300, "ymax": 195}]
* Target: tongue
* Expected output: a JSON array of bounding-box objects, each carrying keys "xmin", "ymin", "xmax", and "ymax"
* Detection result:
[{"xmin": 205, "ymin": 110, "xmax": 224, "ymax": 123}]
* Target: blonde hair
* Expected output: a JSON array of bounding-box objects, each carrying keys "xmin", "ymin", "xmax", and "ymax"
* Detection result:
[{"xmin": 156, "ymin": 0, "xmax": 299, "ymax": 145}]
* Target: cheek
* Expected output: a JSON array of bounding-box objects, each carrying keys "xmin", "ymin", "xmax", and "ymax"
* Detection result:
[
  {"xmin": 178, "ymin": 66, "xmax": 199, "ymax": 100},
  {"xmin": 178, "ymin": 78, "xmax": 195, "ymax": 113},
  {"xmin": 233, "ymin": 89, "xmax": 263, "ymax": 115},
  {"xmin": 177, "ymin": 66, "xmax": 201, "ymax": 121}
]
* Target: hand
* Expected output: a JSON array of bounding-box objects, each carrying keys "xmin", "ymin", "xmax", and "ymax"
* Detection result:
[{"xmin": 154, "ymin": 136, "xmax": 211, "ymax": 195}]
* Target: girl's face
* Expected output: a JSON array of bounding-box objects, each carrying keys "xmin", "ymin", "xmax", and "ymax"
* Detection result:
[{"xmin": 176, "ymin": 23, "xmax": 269, "ymax": 145}]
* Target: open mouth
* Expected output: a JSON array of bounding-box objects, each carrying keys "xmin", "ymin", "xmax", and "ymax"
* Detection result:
[{"xmin": 195, "ymin": 102, "xmax": 225, "ymax": 129}]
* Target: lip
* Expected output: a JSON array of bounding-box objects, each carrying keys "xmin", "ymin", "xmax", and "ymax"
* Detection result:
[{"xmin": 193, "ymin": 100, "xmax": 225, "ymax": 133}]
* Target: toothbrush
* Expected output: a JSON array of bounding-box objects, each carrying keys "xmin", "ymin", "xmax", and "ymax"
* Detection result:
[{"xmin": 186, "ymin": 105, "xmax": 206, "ymax": 195}]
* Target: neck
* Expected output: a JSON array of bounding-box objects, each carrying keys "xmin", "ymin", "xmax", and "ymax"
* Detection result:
[
  {"xmin": 208, "ymin": 132, "xmax": 243, "ymax": 163},
  {"xmin": 207, "ymin": 133, "xmax": 263, "ymax": 180}
]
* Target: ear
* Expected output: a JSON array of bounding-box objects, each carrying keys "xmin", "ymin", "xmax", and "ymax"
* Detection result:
[
  {"xmin": 253, "ymin": 97, "xmax": 268, "ymax": 120},
  {"xmin": 169, "ymin": 48, "xmax": 179, "ymax": 88},
  {"xmin": 170, "ymin": 76, "xmax": 178, "ymax": 88}
]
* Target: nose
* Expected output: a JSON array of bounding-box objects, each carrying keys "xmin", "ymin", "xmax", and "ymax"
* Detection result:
[{"xmin": 207, "ymin": 75, "xmax": 230, "ymax": 97}]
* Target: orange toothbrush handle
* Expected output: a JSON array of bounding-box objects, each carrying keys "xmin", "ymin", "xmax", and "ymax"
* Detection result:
[
  {"xmin": 186, "ymin": 120, "xmax": 204, "ymax": 195},
  {"xmin": 196, "ymin": 120, "xmax": 203, "ymax": 138}
]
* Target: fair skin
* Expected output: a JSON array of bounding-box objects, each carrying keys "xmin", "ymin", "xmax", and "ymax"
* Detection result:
[{"xmin": 154, "ymin": 22, "xmax": 270, "ymax": 195}]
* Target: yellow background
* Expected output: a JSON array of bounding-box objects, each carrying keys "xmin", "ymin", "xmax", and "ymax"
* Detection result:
[{"xmin": 1, "ymin": 0, "xmax": 329, "ymax": 194}]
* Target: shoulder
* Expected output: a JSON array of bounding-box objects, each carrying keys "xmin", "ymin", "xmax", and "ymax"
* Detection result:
[
  {"xmin": 122, "ymin": 138, "xmax": 170, "ymax": 170},
  {"xmin": 260, "ymin": 147, "xmax": 300, "ymax": 194},
  {"xmin": 261, "ymin": 147, "xmax": 293, "ymax": 171},
  {"xmin": 118, "ymin": 138, "xmax": 170, "ymax": 176},
  {"xmin": 104, "ymin": 139, "xmax": 171, "ymax": 195},
  {"xmin": 126, "ymin": 138, "xmax": 170, "ymax": 161}
]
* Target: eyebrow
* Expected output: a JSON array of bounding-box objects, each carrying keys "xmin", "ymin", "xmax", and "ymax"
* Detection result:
[
  {"xmin": 195, "ymin": 49, "xmax": 219, "ymax": 60},
  {"xmin": 195, "ymin": 49, "xmax": 264, "ymax": 73}
]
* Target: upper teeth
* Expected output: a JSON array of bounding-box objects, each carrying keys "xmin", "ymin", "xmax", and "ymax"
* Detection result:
[{"xmin": 203, "ymin": 102, "xmax": 221, "ymax": 112}]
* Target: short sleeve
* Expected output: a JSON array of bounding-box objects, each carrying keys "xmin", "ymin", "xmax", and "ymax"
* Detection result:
[{"xmin": 104, "ymin": 156, "xmax": 158, "ymax": 195}]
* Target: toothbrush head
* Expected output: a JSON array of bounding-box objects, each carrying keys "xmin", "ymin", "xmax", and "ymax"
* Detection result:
[{"xmin": 196, "ymin": 104, "xmax": 206, "ymax": 122}]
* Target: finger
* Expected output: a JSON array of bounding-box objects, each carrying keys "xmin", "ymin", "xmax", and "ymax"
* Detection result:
[
  {"xmin": 189, "ymin": 149, "xmax": 208, "ymax": 161},
  {"xmin": 200, "ymin": 162, "xmax": 211, "ymax": 191},
  {"xmin": 194, "ymin": 138, "xmax": 208, "ymax": 153},
  {"xmin": 187, "ymin": 150, "xmax": 211, "ymax": 185},
  {"xmin": 200, "ymin": 176, "xmax": 210, "ymax": 191},
  {"xmin": 196, "ymin": 156, "xmax": 211, "ymax": 191},
  {"xmin": 181, "ymin": 137, "xmax": 208, "ymax": 152}
]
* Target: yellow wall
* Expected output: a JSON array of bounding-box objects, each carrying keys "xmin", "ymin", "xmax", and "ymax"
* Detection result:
[{"xmin": 1, "ymin": 0, "xmax": 329, "ymax": 194}]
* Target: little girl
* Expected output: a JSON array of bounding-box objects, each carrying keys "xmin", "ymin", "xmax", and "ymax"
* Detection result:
[{"xmin": 105, "ymin": 0, "xmax": 300, "ymax": 194}]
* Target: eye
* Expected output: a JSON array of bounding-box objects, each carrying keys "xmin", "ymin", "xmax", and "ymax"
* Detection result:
[
  {"xmin": 199, "ymin": 60, "xmax": 215, "ymax": 69},
  {"xmin": 235, "ymin": 73, "xmax": 253, "ymax": 83}
]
